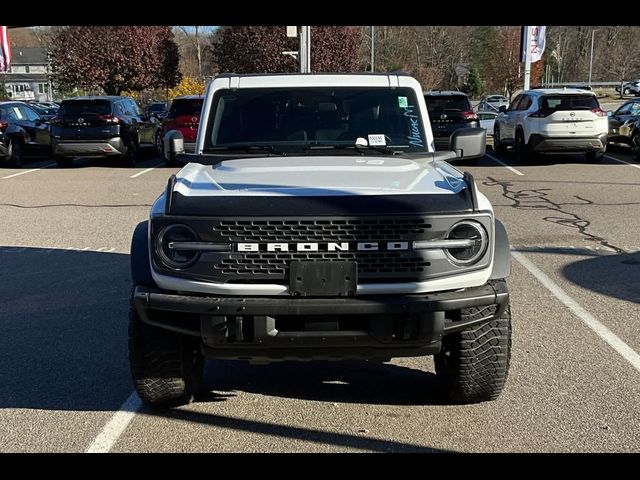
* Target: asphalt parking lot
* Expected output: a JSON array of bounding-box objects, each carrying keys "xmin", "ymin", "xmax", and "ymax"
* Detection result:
[{"xmin": 1, "ymin": 144, "xmax": 639, "ymax": 452}]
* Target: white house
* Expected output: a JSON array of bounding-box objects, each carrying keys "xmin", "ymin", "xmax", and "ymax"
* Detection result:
[{"xmin": 2, "ymin": 47, "xmax": 52, "ymax": 102}]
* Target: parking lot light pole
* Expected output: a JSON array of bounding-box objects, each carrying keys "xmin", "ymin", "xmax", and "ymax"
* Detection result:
[{"xmin": 588, "ymin": 29, "xmax": 597, "ymax": 87}]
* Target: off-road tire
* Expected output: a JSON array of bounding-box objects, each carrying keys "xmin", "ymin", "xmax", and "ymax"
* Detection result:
[
  {"xmin": 435, "ymin": 303, "xmax": 512, "ymax": 403},
  {"xmin": 128, "ymin": 290, "xmax": 204, "ymax": 407}
]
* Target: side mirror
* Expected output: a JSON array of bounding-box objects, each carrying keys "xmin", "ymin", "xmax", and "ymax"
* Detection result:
[
  {"xmin": 449, "ymin": 127, "xmax": 486, "ymax": 160},
  {"xmin": 607, "ymin": 110, "xmax": 613, "ymax": 117},
  {"xmin": 164, "ymin": 129, "xmax": 185, "ymax": 164},
  {"xmin": 498, "ymin": 105, "xmax": 508, "ymax": 113}
]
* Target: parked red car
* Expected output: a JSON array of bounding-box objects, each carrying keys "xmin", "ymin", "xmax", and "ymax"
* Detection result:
[{"xmin": 161, "ymin": 95, "xmax": 204, "ymax": 162}]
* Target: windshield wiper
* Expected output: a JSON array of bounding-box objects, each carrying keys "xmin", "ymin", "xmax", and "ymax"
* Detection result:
[
  {"xmin": 303, "ymin": 144, "xmax": 404, "ymax": 155},
  {"xmin": 203, "ymin": 144, "xmax": 286, "ymax": 156}
]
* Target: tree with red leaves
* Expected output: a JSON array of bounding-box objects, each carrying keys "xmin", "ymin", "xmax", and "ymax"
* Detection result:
[
  {"xmin": 213, "ymin": 26, "xmax": 361, "ymax": 74},
  {"xmin": 50, "ymin": 26, "xmax": 181, "ymax": 95}
]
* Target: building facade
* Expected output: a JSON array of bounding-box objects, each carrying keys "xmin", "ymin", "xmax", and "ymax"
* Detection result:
[{"xmin": 2, "ymin": 47, "xmax": 51, "ymax": 102}]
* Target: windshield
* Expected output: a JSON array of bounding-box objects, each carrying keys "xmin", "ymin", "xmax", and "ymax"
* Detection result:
[
  {"xmin": 169, "ymin": 99, "xmax": 203, "ymax": 117},
  {"xmin": 540, "ymin": 95, "xmax": 599, "ymax": 110},
  {"xmin": 203, "ymin": 87, "xmax": 428, "ymax": 153},
  {"xmin": 424, "ymin": 95, "xmax": 471, "ymax": 114},
  {"xmin": 59, "ymin": 100, "xmax": 111, "ymax": 116},
  {"xmin": 148, "ymin": 103, "xmax": 166, "ymax": 112}
]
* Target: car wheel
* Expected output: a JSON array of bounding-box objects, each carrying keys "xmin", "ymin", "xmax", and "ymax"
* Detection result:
[
  {"xmin": 124, "ymin": 140, "xmax": 137, "ymax": 167},
  {"xmin": 54, "ymin": 154, "xmax": 73, "ymax": 168},
  {"xmin": 631, "ymin": 131, "xmax": 640, "ymax": 160},
  {"xmin": 435, "ymin": 302, "xmax": 512, "ymax": 403},
  {"xmin": 128, "ymin": 288, "xmax": 204, "ymax": 408},
  {"xmin": 155, "ymin": 130, "xmax": 163, "ymax": 157},
  {"xmin": 493, "ymin": 126, "xmax": 507, "ymax": 154},
  {"xmin": 585, "ymin": 151, "xmax": 605, "ymax": 162},
  {"xmin": 514, "ymin": 130, "xmax": 529, "ymax": 162},
  {"xmin": 8, "ymin": 138, "xmax": 23, "ymax": 167}
]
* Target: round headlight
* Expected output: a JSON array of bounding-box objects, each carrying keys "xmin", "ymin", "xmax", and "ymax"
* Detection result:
[
  {"xmin": 444, "ymin": 221, "xmax": 488, "ymax": 266},
  {"xmin": 156, "ymin": 224, "xmax": 199, "ymax": 269}
]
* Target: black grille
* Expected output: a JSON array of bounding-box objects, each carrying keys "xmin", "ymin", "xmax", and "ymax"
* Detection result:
[
  {"xmin": 214, "ymin": 218, "xmax": 431, "ymax": 242},
  {"xmin": 214, "ymin": 251, "xmax": 431, "ymax": 277}
]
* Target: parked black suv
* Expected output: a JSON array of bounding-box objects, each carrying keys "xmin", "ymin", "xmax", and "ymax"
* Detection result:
[
  {"xmin": 50, "ymin": 96, "xmax": 161, "ymax": 167},
  {"xmin": 0, "ymin": 101, "xmax": 52, "ymax": 167},
  {"xmin": 424, "ymin": 91, "xmax": 479, "ymax": 150}
]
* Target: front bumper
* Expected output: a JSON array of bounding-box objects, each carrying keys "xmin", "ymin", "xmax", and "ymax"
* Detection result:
[
  {"xmin": 528, "ymin": 133, "xmax": 607, "ymax": 153},
  {"xmin": 133, "ymin": 280, "xmax": 509, "ymax": 361},
  {"xmin": 53, "ymin": 137, "xmax": 125, "ymax": 157}
]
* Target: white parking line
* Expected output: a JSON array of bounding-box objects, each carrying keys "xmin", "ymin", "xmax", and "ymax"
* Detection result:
[
  {"xmin": 2, "ymin": 163, "xmax": 56, "ymax": 179},
  {"xmin": 484, "ymin": 152, "xmax": 524, "ymax": 176},
  {"xmin": 512, "ymin": 251, "xmax": 640, "ymax": 374},
  {"xmin": 130, "ymin": 162, "xmax": 163, "ymax": 178},
  {"xmin": 85, "ymin": 392, "xmax": 141, "ymax": 453},
  {"xmin": 604, "ymin": 154, "xmax": 640, "ymax": 170}
]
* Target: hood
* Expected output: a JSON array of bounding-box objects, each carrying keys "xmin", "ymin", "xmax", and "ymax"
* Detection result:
[{"xmin": 172, "ymin": 156, "xmax": 467, "ymax": 198}]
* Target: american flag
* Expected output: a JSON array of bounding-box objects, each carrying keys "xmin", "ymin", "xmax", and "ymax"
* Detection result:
[{"xmin": 0, "ymin": 26, "xmax": 11, "ymax": 72}]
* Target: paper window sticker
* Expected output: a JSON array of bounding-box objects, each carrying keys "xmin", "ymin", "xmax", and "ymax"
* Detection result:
[
  {"xmin": 398, "ymin": 96, "xmax": 408, "ymax": 108},
  {"xmin": 368, "ymin": 134, "xmax": 386, "ymax": 146}
]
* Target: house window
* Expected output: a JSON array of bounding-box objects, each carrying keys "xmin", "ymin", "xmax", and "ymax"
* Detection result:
[
  {"xmin": 38, "ymin": 83, "xmax": 45, "ymax": 94},
  {"xmin": 10, "ymin": 65, "xmax": 26, "ymax": 73},
  {"xmin": 25, "ymin": 66, "xmax": 30, "ymax": 73},
  {"xmin": 30, "ymin": 65, "xmax": 46, "ymax": 73}
]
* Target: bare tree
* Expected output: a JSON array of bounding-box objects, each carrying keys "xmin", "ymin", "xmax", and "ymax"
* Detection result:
[{"xmin": 177, "ymin": 26, "xmax": 203, "ymax": 78}]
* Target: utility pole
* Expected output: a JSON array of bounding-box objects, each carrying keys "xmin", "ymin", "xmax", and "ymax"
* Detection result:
[
  {"xmin": 299, "ymin": 26, "xmax": 311, "ymax": 73},
  {"xmin": 370, "ymin": 26, "xmax": 375, "ymax": 72},
  {"xmin": 523, "ymin": 26, "xmax": 532, "ymax": 91},
  {"xmin": 588, "ymin": 29, "xmax": 596, "ymax": 87}
]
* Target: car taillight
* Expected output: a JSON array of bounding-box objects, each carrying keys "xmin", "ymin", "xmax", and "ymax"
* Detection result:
[
  {"xmin": 0, "ymin": 120, "xmax": 8, "ymax": 131},
  {"xmin": 98, "ymin": 114, "xmax": 121, "ymax": 124},
  {"xmin": 528, "ymin": 109, "xmax": 554, "ymax": 118},
  {"xmin": 461, "ymin": 111, "xmax": 478, "ymax": 121},
  {"xmin": 591, "ymin": 108, "xmax": 607, "ymax": 117},
  {"xmin": 48, "ymin": 115, "xmax": 62, "ymax": 125}
]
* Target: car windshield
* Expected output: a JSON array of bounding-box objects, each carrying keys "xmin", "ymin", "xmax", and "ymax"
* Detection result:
[
  {"xmin": 487, "ymin": 96, "xmax": 507, "ymax": 103},
  {"xmin": 59, "ymin": 100, "xmax": 111, "ymax": 116},
  {"xmin": 203, "ymin": 87, "xmax": 428, "ymax": 153},
  {"xmin": 148, "ymin": 103, "xmax": 166, "ymax": 112},
  {"xmin": 424, "ymin": 95, "xmax": 470, "ymax": 114},
  {"xmin": 169, "ymin": 99, "xmax": 203, "ymax": 117},
  {"xmin": 540, "ymin": 95, "xmax": 599, "ymax": 110}
]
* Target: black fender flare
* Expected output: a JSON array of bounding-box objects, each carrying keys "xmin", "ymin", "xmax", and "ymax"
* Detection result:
[
  {"xmin": 131, "ymin": 221, "xmax": 155, "ymax": 287},
  {"xmin": 490, "ymin": 219, "xmax": 511, "ymax": 279}
]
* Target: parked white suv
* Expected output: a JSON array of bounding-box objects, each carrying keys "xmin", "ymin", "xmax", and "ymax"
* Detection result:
[{"xmin": 493, "ymin": 88, "xmax": 608, "ymax": 162}]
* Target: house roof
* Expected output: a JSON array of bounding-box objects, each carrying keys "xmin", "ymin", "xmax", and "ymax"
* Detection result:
[
  {"xmin": 10, "ymin": 47, "xmax": 48, "ymax": 65},
  {"xmin": 4, "ymin": 73, "xmax": 49, "ymax": 82}
]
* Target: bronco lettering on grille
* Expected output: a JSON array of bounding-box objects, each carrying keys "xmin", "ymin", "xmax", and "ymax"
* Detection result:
[{"xmin": 236, "ymin": 242, "xmax": 409, "ymax": 252}]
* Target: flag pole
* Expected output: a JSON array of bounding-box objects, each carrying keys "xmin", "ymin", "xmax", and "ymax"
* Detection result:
[{"xmin": 523, "ymin": 26, "xmax": 532, "ymax": 91}]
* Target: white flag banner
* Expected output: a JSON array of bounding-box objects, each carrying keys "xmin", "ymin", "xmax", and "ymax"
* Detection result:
[{"xmin": 530, "ymin": 26, "xmax": 546, "ymax": 63}]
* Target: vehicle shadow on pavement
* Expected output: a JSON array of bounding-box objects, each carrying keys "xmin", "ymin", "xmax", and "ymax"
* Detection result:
[
  {"xmin": 0, "ymin": 246, "xmax": 133, "ymax": 411},
  {"xmin": 201, "ymin": 359, "xmax": 445, "ymax": 406},
  {"xmin": 561, "ymin": 250, "xmax": 640, "ymax": 304},
  {"xmin": 142, "ymin": 407, "xmax": 451, "ymax": 453},
  {"xmin": 515, "ymin": 246, "xmax": 640, "ymax": 304},
  {"xmin": 49, "ymin": 148, "xmax": 162, "ymax": 169},
  {"xmin": 0, "ymin": 246, "xmax": 447, "ymax": 414}
]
